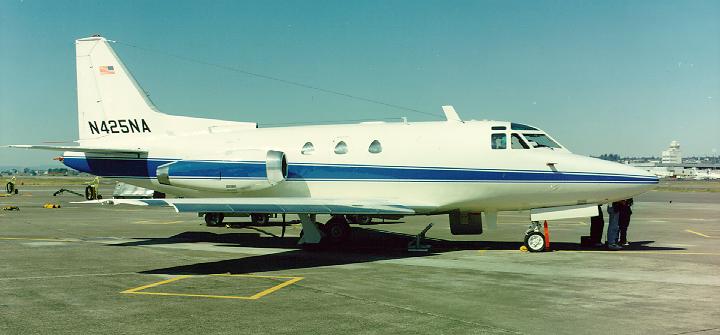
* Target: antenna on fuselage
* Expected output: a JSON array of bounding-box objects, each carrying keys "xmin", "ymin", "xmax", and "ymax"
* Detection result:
[{"xmin": 442, "ymin": 105, "xmax": 462, "ymax": 123}]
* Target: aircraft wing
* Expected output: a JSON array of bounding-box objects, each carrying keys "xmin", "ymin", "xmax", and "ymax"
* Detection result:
[
  {"xmin": 8, "ymin": 145, "xmax": 146, "ymax": 154},
  {"xmin": 78, "ymin": 197, "xmax": 417, "ymax": 215}
]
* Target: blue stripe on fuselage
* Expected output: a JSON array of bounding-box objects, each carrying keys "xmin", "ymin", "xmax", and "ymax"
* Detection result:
[{"xmin": 61, "ymin": 157, "xmax": 658, "ymax": 184}]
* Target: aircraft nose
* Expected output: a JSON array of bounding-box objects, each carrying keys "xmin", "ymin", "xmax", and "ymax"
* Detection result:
[
  {"xmin": 596, "ymin": 157, "xmax": 659, "ymax": 197},
  {"xmin": 626, "ymin": 164, "xmax": 659, "ymax": 191}
]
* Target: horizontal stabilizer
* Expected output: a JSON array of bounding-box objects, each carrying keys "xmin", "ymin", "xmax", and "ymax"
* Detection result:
[
  {"xmin": 8, "ymin": 145, "xmax": 146, "ymax": 154},
  {"xmin": 76, "ymin": 198, "xmax": 416, "ymax": 215}
]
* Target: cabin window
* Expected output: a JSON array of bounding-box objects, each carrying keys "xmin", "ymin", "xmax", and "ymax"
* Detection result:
[
  {"xmin": 334, "ymin": 141, "xmax": 348, "ymax": 154},
  {"xmin": 368, "ymin": 140, "xmax": 382, "ymax": 154},
  {"xmin": 511, "ymin": 133, "xmax": 529, "ymax": 149},
  {"xmin": 523, "ymin": 134, "xmax": 561, "ymax": 148},
  {"xmin": 301, "ymin": 142, "xmax": 315, "ymax": 155},
  {"xmin": 491, "ymin": 133, "xmax": 507, "ymax": 149},
  {"xmin": 491, "ymin": 126, "xmax": 507, "ymax": 130}
]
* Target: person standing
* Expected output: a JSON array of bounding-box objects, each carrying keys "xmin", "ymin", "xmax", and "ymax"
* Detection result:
[
  {"xmin": 606, "ymin": 201, "xmax": 622, "ymax": 250},
  {"xmin": 618, "ymin": 198, "xmax": 634, "ymax": 246},
  {"xmin": 589, "ymin": 205, "xmax": 604, "ymax": 247}
]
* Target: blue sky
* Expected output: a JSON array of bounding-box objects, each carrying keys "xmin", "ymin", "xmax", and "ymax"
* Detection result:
[{"xmin": 1, "ymin": 0, "xmax": 718, "ymax": 166}]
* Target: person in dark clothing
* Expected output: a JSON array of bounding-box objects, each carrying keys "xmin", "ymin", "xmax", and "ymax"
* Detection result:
[
  {"xmin": 617, "ymin": 198, "xmax": 634, "ymax": 246},
  {"xmin": 607, "ymin": 201, "xmax": 622, "ymax": 250},
  {"xmin": 589, "ymin": 205, "xmax": 605, "ymax": 246}
]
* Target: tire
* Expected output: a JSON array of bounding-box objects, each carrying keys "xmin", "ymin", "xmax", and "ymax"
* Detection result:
[
  {"xmin": 524, "ymin": 232, "xmax": 546, "ymax": 252},
  {"xmin": 350, "ymin": 215, "xmax": 372, "ymax": 225},
  {"xmin": 6, "ymin": 182, "xmax": 14, "ymax": 194},
  {"xmin": 85, "ymin": 186, "xmax": 94, "ymax": 200},
  {"xmin": 324, "ymin": 217, "xmax": 351, "ymax": 244},
  {"xmin": 251, "ymin": 213, "xmax": 270, "ymax": 225},
  {"xmin": 204, "ymin": 213, "xmax": 225, "ymax": 226}
]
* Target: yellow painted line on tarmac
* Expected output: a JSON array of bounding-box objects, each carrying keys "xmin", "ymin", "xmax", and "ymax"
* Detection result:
[
  {"xmin": 121, "ymin": 274, "xmax": 304, "ymax": 300},
  {"xmin": 0, "ymin": 237, "xmax": 76, "ymax": 242},
  {"xmin": 121, "ymin": 276, "xmax": 191, "ymax": 294},
  {"xmin": 123, "ymin": 291, "xmax": 260, "ymax": 300},
  {"xmin": 228, "ymin": 275, "xmax": 305, "ymax": 300},
  {"xmin": 685, "ymin": 229, "xmax": 712, "ymax": 238}
]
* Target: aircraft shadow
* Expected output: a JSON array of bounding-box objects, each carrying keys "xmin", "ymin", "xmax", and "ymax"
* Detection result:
[
  {"xmin": 221, "ymin": 220, "xmax": 405, "ymax": 228},
  {"xmin": 112, "ymin": 228, "xmax": 685, "ymax": 276}
]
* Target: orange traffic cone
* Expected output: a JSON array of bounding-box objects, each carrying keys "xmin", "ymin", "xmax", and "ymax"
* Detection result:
[{"xmin": 543, "ymin": 220, "xmax": 551, "ymax": 251}]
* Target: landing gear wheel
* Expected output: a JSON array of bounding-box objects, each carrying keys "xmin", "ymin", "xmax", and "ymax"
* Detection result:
[
  {"xmin": 346, "ymin": 214, "xmax": 372, "ymax": 225},
  {"xmin": 6, "ymin": 182, "xmax": 14, "ymax": 194},
  {"xmin": 204, "ymin": 213, "xmax": 225, "ymax": 227},
  {"xmin": 251, "ymin": 213, "xmax": 270, "ymax": 225},
  {"xmin": 84, "ymin": 186, "xmax": 96, "ymax": 200},
  {"xmin": 324, "ymin": 216, "xmax": 351, "ymax": 244},
  {"xmin": 524, "ymin": 232, "xmax": 546, "ymax": 252}
]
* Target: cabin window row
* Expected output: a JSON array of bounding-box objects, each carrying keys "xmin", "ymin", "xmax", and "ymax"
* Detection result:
[{"xmin": 301, "ymin": 140, "xmax": 382, "ymax": 155}]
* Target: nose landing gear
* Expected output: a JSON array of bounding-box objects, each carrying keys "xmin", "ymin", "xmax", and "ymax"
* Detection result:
[{"xmin": 524, "ymin": 221, "xmax": 549, "ymax": 252}]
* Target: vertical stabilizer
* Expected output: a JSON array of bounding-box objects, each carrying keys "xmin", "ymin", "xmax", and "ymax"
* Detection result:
[
  {"xmin": 76, "ymin": 36, "xmax": 164, "ymax": 140},
  {"xmin": 75, "ymin": 35, "xmax": 256, "ymax": 142}
]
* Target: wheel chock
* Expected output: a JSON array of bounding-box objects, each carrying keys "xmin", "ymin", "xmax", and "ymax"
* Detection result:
[
  {"xmin": 43, "ymin": 203, "xmax": 61, "ymax": 209},
  {"xmin": 519, "ymin": 245, "xmax": 528, "ymax": 252},
  {"xmin": 2, "ymin": 206, "xmax": 19, "ymax": 211}
]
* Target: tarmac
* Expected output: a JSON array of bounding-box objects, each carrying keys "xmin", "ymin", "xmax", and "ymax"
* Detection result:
[{"xmin": 1, "ymin": 185, "xmax": 719, "ymax": 334}]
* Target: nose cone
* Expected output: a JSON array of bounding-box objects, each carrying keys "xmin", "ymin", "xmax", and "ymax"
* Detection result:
[
  {"xmin": 589, "ymin": 156, "xmax": 659, "ymax": 198},
  {"xmin": 552, "ymin": 153, "xmax": 659, "ymax": 203}
]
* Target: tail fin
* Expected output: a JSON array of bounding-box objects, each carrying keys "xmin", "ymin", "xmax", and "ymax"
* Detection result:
[{"xmin": 75, "ymin": 36, "xmax": 255, "ymax": 142}]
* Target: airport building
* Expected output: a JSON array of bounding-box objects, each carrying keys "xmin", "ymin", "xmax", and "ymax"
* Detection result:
[
  {"xmin": 631, "ymin": 141, "xmax": 720, "ymax": 179},
  {"xmin": 661, "ymin": 141, "xmax": 682, "ymax": 164}
]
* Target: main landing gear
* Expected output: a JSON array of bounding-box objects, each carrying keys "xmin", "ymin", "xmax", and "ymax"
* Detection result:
[
  {"xmin": 324, "ymin": 215, "xmax": 351, "ymax": 244},
  {"xmin": 250, "ymin": 213, "xmax": 271, "ymax": 225},
  {"xmin": 346, "ymin": 214, "xmax": 372, "ymax": 225},
  {"xmin": 298, "ymin": 214, "xmax": 351, "ymax": 246},
  {"xmin": 204, "ymin": 213, "xmax": 225, "ymax": 227},
  {"xmin": 524, "ymin": 221, "xmax": 547, "ymax": 252}
]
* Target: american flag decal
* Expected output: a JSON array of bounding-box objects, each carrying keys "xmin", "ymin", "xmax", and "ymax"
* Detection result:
[{"xmin": 99, "ymin": 65, "xmax": 115, "ymax": 75}]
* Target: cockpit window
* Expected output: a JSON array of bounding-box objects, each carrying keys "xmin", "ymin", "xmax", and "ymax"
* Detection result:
[
  {"xmin": 523, "ymin": 134, "xmax": 561, "ymax": 148},
  {"xmin": 511, "ymin": 123, "xmax": 538, "ymax": 131},
  {"xmin": 491, "ymin": 133, "xmax": 507, "ymax": 149},
  {"xmin": 511, "ymin": 133, "xmax": 529, "ymax": 149}
]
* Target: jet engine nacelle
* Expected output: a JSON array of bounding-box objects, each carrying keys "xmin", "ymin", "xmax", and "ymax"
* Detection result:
[{"xmin": 156, "ymin": 150, "xmax": 288, "ymax": 192}]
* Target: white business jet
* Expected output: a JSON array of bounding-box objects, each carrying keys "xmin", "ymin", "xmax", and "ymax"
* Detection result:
[{"xmin": 10, "ymin": 36, "xmax": 658, "ymax": 251}]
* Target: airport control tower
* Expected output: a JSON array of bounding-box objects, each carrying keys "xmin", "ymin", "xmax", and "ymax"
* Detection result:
[{"xmin": 661, "ymin": 140, "xmax": 682, "ymax": 164}]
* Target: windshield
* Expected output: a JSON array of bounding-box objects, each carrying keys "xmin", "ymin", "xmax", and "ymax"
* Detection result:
[
  {"xmin": 511, "ymin": 133, "xmax": 529, "ymax": 149},
  {"xmin": 511, "ymin": 123, "xmax": 538, "ymax": 131},
  {"xmin": 522, "ymin": 134, "xmax": 561, "ymax": 148}
]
